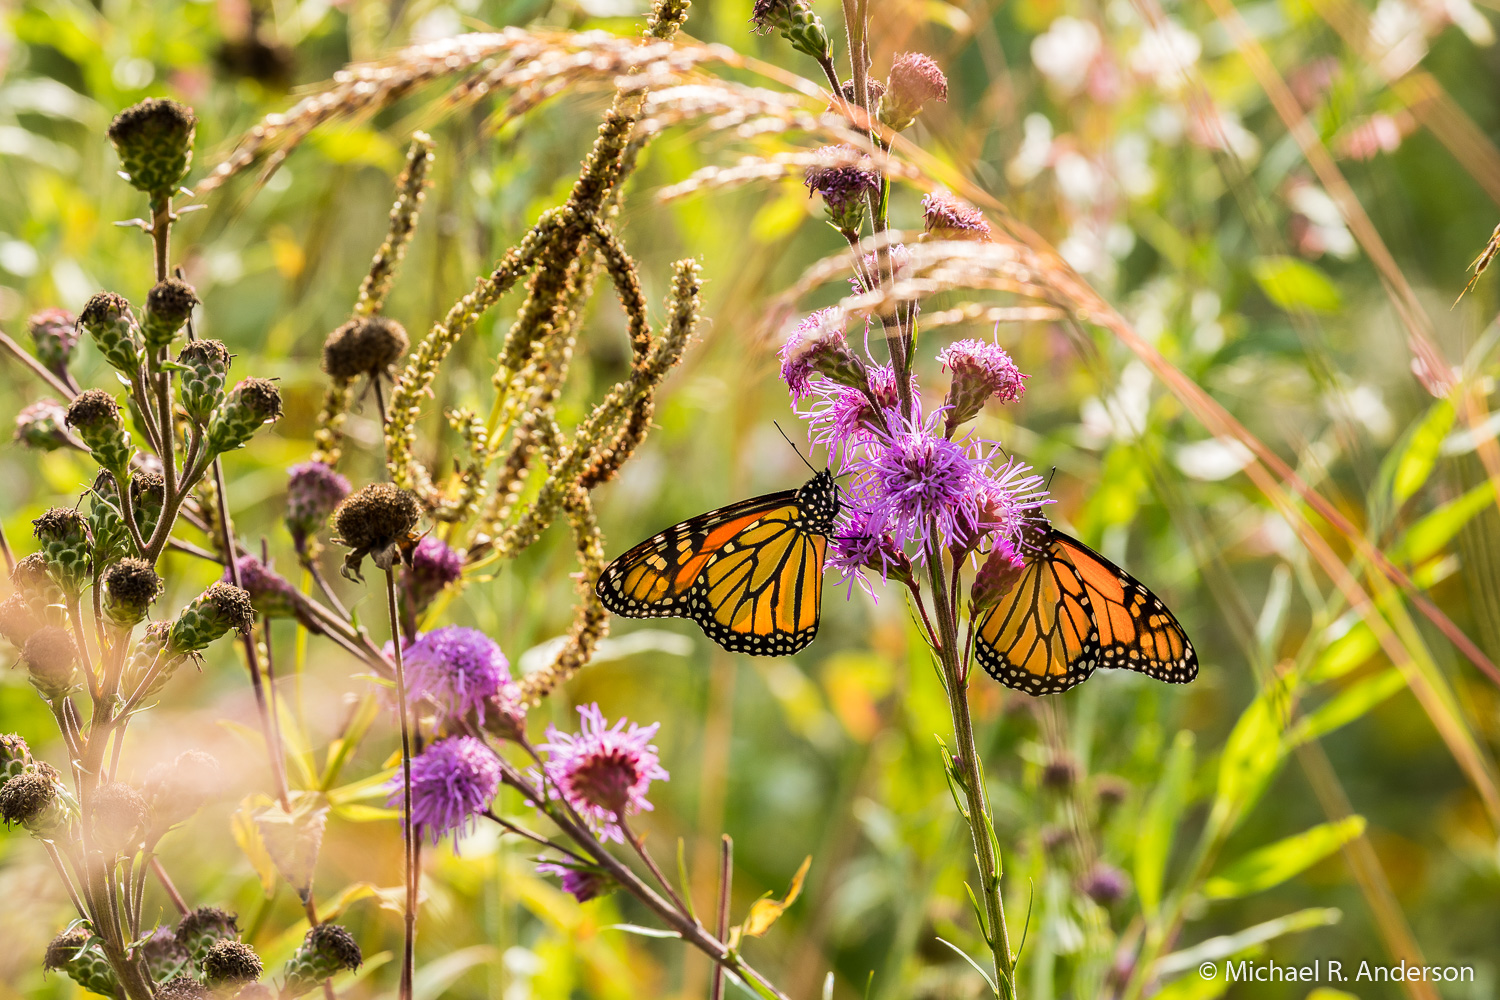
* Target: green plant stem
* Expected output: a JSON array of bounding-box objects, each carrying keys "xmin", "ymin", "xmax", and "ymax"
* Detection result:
[
  {"xmin": 385, "ymin": 568, "xmax": 418, "ymax": 1000},
  {"xmin": 927, "ymin": 548, "xmax": 1015, "ymax": 999},
  {"xmin": 150, "ymin": 193, "xmax": 171, "ymax": 282}
]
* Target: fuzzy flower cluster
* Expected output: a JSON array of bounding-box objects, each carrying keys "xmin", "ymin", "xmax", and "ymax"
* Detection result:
[
  {"xmin": 401, "ymin": 626, "xmax": 513, "ymax": 724},
  {"xmin": 538, "ymin": 704, "xmax": 669, "ymax": 844},
  {"xmin": 388, "ymin": 735, "xmax": 501, "ymax": 846},
  {"xmin": 783, "ymin": 319, "xmax": 1048, "ymax": 597}
]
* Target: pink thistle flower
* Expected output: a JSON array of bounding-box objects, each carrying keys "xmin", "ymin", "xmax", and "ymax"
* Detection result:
[
  {"xmin": 539, "ymin": 704, "xmax": 669, "ymax": 844},
  {"xmin": 937, "ymin": 338, "xmax": 1027, "ymax": 431},
  {"xmin": 828, "ymin": 503, "xmax": 914, "ymax": 600},
  {"xmin": 922, "ymin": 193, "xmax": 992, "ymax": 241},
  {"xmin": 402, "ymin": 626, "xmax": 509, "ymax": 724},
  {"xmin": 849, "ymin": 407, "xmax": 984, "ymax": 558},
  {"xmin": 778, "ymin": 308, "xmax": 865, "ymax": 400},
  {"xmin": 388, "ymin": 736, "xmax": 501, "ymax": 846}
]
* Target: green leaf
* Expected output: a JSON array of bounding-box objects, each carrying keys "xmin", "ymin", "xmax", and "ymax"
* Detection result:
[
  {"xmin": 1203, "ymin": 816, "xmax": 1365, "ymax": 900},
  {"xmin": 1386, "ymin": 398, "xmax": 1457, "ymax": 507},
  {"xmin": 1288, "ymin": 668, "xmax": 1405, "ymax": 747},
  {"xmin": 933, "ymin": 936, "xmax": 998, "ymax": 996},
  {"xmin": 1136, "ymin": 730, "xmax": 1196, "ymax": 919},
  {"xmin": 1251, "ymin": 256, "xmax": 1342, "ymax": 314},
  {"xmin": 603, "ymin": 923, "xmax": 683, "ymax": 939},
  {"xmin": 1209, "ymin": 691, "xmax": 1284, "ymax": 835},
  {"xmin": 1154, "ymin": 908, "xmax": 1341, "ymax": 976},
  {"xmin": 1389, "ymin": 480, "xmax": 1497, "ymax": 564},
  {"xmin": 1305, "ymin": 623, "xmax": 1379, "ymax": 683}
]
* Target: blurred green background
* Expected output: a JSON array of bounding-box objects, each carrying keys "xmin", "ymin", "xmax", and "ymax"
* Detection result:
[{"xmin": 3, "ymin": 0, "xmax": 1500, "ymax": 998}]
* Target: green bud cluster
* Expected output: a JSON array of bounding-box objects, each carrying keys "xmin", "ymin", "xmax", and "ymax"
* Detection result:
[
  {"xmin": 121, "ymin": 621, "xmax": 184, "ymax": 702},
  {"xmin": 131, "ymin": 471, "xmax": 166, "ymax": 542},
  {"xmin": 32, "ymin": 508, "xmax": 92, "ymax": 597},
  {"xmin": 142, "ymin": 278, "xmax": 199, "ymax": 352},
  {"xmin": 281, "ymin": 924, "xmax": 363, "ymax": 997},
  {"xmin": 107, "ymin": 98, "xmax": 197, "ymax": 200},
  {"xmin": 89, "ymin": 477, "xmax": 131, "ymax": 567},
  {"xmin": 752, "ymin": 0, "xmax": 831, "ymax": 61},
  {"xmin": 176, "ymin": 906, "xmax": 239, "ymax": 968},
  {"xmin": 45, "ymin": 927, "xmax": 121, "ymax": 997},
  {"xmin": 167, "ymin": 582, "xmax": 255, "ymax": 655},
  {"xmin": 177, "ymin": 339, "xmax": 232, "ymax": 423},
  {"xmin": 206, "ymin": 378, "xmax": 283, "ymax": 456},
  {"xmin": 0, "ymin": 762, "xmax": 77, "ymax": 838},
  {"xmin": 78, "ymin": 292, "xmax": 143, "ymax": 376},
  {"xmin": 66, "ymin": 390, "xmax": 135, "ymax": 484}
]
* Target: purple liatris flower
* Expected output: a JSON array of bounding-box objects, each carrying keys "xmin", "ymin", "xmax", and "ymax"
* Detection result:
[
  {"xmin": 828, "ymin": 505, "xmax": 915, "ymax": 599},
  {"xmin": 800, "ymin": 363, "xmax": 917, "ymax": 459},
  {"xmin": 922, "ymin": 193, "xmax": 992, "ymax": 241},
  {"xmin": 850, "ymin": 408, "xmax": 983, "ymax": 557},
  {"xmin": 937, "ymin": 338, "xmax": 1026, "ymax": 432},
  {"xmin": 402, "ymin": 626, "xmax": 508, "ymax": 723},
  {"xmin": 804, "ymin": 145, "xmax": 880, "ymax": 232},
  {"xmin": 536, "ymin": 860, "xmax": 613, "ymax": 903},
  {"xmin": 970, "ymin": 536, "xmax": 1026, "ymax": 614},
  {"xmin": 401, "ymin": 536, "xmax": 463, "ymax": 623},
  {"xmin": 963, "ymin": 457, "xmax": 1051, "ymax": 551},
  {"xmin": 539, "ymin": 704, "xmax": 669, "ymax": 844},
  {"xmin": 285, "ymin": 462, "xmax": 350, "ymax": 553},
  {"xmin": 778, "ymin": 308, "xmax": 865, "ymax": 399},
  {"xmin": 388, "ymin": 736, "xmax": 500, "ymax": 845}
]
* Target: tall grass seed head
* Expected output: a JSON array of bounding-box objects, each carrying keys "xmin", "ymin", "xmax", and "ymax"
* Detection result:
[
  {"xmin": 102, "ymin": 558, "xmax": 162, "ymax": 627},
  {"xmin": 21, "ymin": 626, "xmax": 77, "ymax": 700},
  {"xmin": 14, "ymin": 399, "xmax": 72, "ymax": 451},
  {"xmin": 387, "ymin": 735, "xmax": 500, "ymax": 845},
  {"xmin": 539, "ymin": 704, "xmax": 670, "ymax": 844},
  {"xmin": 107, "ymin": 98, "xmax": 197, "ymax": 198},
  {"xmin": 321, "ymin": 316, "xmax": 409, "ymax": 380},
  {"xmin": 66, "ymin": 389, "xmax": 134, "ymax": 479},
  {"xmin": 142, "ymin": 278, "xmax": 199, "ymax": 351},
  {"xmin": 202, "ymin": 940, "xmax": 263, "ymax": 987},
  {"xmin": 27, "ymin": 308, "xmax": 78, "ymax": 374},
  {"xmin": 44, "ymin": 927, "xmax": 120, "ymax": 997},
  {"xmin": 78, "ymin": 291, "xmax": 143, "ymax": 374},
  {"xmin": 143, "ymin": 749, "xmax": 222, "ymax": 830},
  {"xmin": 403, "ymin": 626, "xmax": 509, "ymax": 725},
  {"xmin": 177, "ymin": 907, "xmax": 239, "ymax": 964},
  {"xmin": 207, "ymin": 377, "xmax": 283, "ymax": 455},
  {"xmin": 32, "ymin": 507, "xmax": 92, "ymax": 597},
  {"xmin": 880, "ymin": 52, "xmax": 948, "ymax": 130},
  {"xmin": 750, "ymin": 0, "xmax": 832, "ymax": 60},
  {"xmin": 922, "ymin": 193, "xmax": 993, "ymax": 241},
  {"xmin": 332, "ymin": 482, "xmax": 422, "ymax": 579},
  {"xmin": 778, "ymin": 308, "xmax": 867, "ymax": 400},
  {"xmin": 402, "ymin": 535, "xmax": 463, "ymax": 616},
  {"xmin": 176, "ymin": 338, "xmax": 232, "ymax": 423},
  {"xmin": 89, "ymin": 781, "xmax": 148, "ymax": 854},
  {"xmin": 804, "ymin": 145, "xmax": 879, "ymax": 233},
  {"xmin": 285, "ymin": 462, "xmax": 350, "ymax": 552},
  {"xmin": 282, "ymin": 923, "xmax": 362, "ymax": 996},
  {"xmin": 137, "ymin": 926, "xmax": 191, "ymax": 982},
  {"xmin": 937, "ymin": 338, "xmax": 1026, "ymax": 430},
  {"xmin": 168, "ymin": 582, "xmax": 255, "ymax": 654}
]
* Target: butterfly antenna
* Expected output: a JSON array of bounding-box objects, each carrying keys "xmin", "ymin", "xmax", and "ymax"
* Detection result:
[
  {"xmin": 773, "ymin": 420, "xmax": 820, "ymax": 475},
  {"xmin": 1046, "ymin": 466, "xmax": 1057, "ymax": 490}
]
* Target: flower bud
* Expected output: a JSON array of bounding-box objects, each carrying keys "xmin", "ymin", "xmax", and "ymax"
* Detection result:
[
  {"xmin": 102, "ymin": 558, "xmax": 163, "ymax": 627},
  {"xmin": 878, "ymin": 52, "xmax": 948, "ymax": 131},
  {"xmin": 130, "ymin": 469, "xmax": 167, "ymax": 540},
  {"xmin": 804, "ymin": 145, "xmax": 879, "ymax": 233},
  {"xmin": 285, "ymin": 462, "xmax": 350, "ymax": 554},
  {"xmin": 32, "ymin": 507, "xmax": 92, "ymax": 597},
  {"xmin": 1095, "ymin": 774, "xmax": 1130, "ymax": 809},
  {"xmin": 143, "ymin": 749, "xmax": 222, "ymax": 830},
  {"xmin": 1040, "ymin": 824, "xmax": 1072, "ymax": 855},
  {"xmin": 66, "ymin": 389, "xmax": 135, "ymax": 482},
  {"xmin": 1041, "ymin": 754, "xmax": 1079, "ymax": 790},
  {"xmin": 21, "ymin": 626, "xmax": 78, "ymax": 700},
  {"xmin": 11, "ymin": 552, "xmax": 63, "ymax": 619},
  {"xmin": 13, "ymin": 399, "xmax": 72, "ymax": 451},
  {"xmin": 107, "ymin": 98, "xmax": 197, "ymax": 199},
  {"xmin": 750, "ymin": 0, "xmax": 832, "ymax": 60},
  {"xmin": 90, "ymin": 781, "xmax": 148, "ymax": 854},
  {"xmin": 45, "ymin": 927, "xmax": 120, "ymax": 997},
  {"xmin": 136, "ymin": 925, "xmax": 192, "ymax": 983},
  {"xmin": 122, "ymin": 621, "xmax": 182, "ymax": 702},
  {"xmin": 206, "ymin": 377, "xmax": 283, "ymax": 456},
  {"xmin": 1080, "ymin": 863, "xmax": 1129, "ymax": 905},
  {"xmin": 937, "ymin": 338, "xmax": 1026, "ymax": 432},
  {"xmin": 922, "ymin": 192, "xmax": 993, "ymax": 241},
  {"xmin": 402, "ymin": 535, "xmax": 462, "ymax": 621},
  {"xmin": 27, "ymin": 309, "xmax": 78, "ymax": 375},
  {"xmin": 177, "ymin": 906, "xmax": 240, "ymax": 966},
  {"xmin": 321, "ymin": 316, "xmax": 409, "ymax": 380},
  {"xmin": 202, "ymin": 940, "xmax": 263, "ymax": 988},
  {"xmin": 142, "ymin": 278, "xmax": 199, "ymax": 352},
  {"xmin": 0, "ymin": 595, "xmax": 40, "ymax": 648},
  {"xmin": 0, "ymin": 763, "xmax": 75, "ymax": 837},
  {"xmin": 168, "ymin": 582, "xmax": 255, "ymax": 655},
  {"xmin": 281, "ymin": 924, "xmax": 363, "ymax": 997},
  {"xmin": 222, "ymin": 556, "xmax": 321, "ymax": 634},
  {"xmin": 177, "ymin": 339, "xmax": 232, "ymax": 423},
  {"xmin": 78, "ymin": 291, "xmax": 143, "ymax": 375},
  {"xmin": 970, "ymin": 538, "xmax": 1026, "ymax": 615},
  {"xmin": 332, "ymin": 483, "xmax": 422, "ymax": 581},
  {"xmin": 778, "ymin": 308, "xmax": 868, "ymax": 400},
  {"xmin": 537, "ymin": 859, "xmax": 614, "ymax": 903}
]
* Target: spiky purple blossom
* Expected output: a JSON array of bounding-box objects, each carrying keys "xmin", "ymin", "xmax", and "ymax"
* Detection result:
[
  {"xmin": 1081, "ymin": 863, "xmax": 1129, "ymax": 905},
  {"xmin": 778, "ymin": 308, "xmax": 861, "ymax": 400},
  {"xmin": 388, "ymin": 736, "xmax": 501, "ymax": 845},
  {"xmin": 922, "ymin": 193, "xmax": 993, "ymax": 240},
  {"xmin": 849, "ymin": 407, "xmax": 984, "ymax": 557},
  {"xmin": 536, "ymin": 860, "xmax": 611, "ymax": 903},
  {"xmin": 539, "ymin": 704, "xmax": 669, "ymax": 844},
  {"xmin": 937, "ymin": 338, "xmax": 1026, "ymax": 430},
  {"xmin": 403, "ymin": 536, "xmax": 463, "ymax": 615},
  {"xmin": 804, "ymin": 145, "xmax": 880, "ymax": 229},
  {"xmin": 402, "ymin": 626, "xmax": 509, "ymax": 723},
  {"xmin": 799, "ymin": 363, "xmax": 916, "ymax": 459},
  {"xmin": 285, "ymin": 462, "xmax": 351, "ymax": 551},
  {"xmin": 827, "ymin": 505, "xmax": 914, "ymax": 600}
]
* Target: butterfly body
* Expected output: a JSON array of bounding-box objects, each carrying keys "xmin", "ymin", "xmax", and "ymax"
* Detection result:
[
  {"xmin": 597, "ymin": 470, "xmax": 839, "ymax": 656},
  {"xmin": 973, "ymin": 522, "xmax": 1197, "ymax": 695}
]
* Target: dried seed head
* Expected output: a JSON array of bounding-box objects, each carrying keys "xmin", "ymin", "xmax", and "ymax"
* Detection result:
[
  {"xmin": 202, "ymin": 940, "xmax": 263, "ymax": 987},
  {"xmin": 332, "ymin": 483, "xmax": 422, "ymax": 580},
  {"xmin": 207, "ymin": 378, "xmax": 283, "ymax": 456},
  {"xmin": 78, "ymin": 292, "xmax": 143, "ymax": 375},
  {"xmin": 0, "ymin": 594, "xmax": 40, "ymax": 647},
  {"xmin": 89, "ymin": 781, "xmax": 148, "ymax": 854},
  {"xmin": 44, "ymin": 926, "xmax": 118, "ymax": 996},
  {"xmin": 156, "ymin": 977, "xmax": 212, "ymax": 1000},
  {"xmin": 283, "ymin": 922, "xmax": 363, "ymax": 994},
  {"xmin": 21, "ymin": 626, "xmax": 77, "ymax": 700},
  {"xmin": 0, "ymin": 769, "xmax": 58, "ymax": 828},
  {"xmin": 27, "ymin": 308, "xmax": 78, "ymax": 373},
  {"xmin": 177, "ymin": 907, "xmax": 240, "ymax": 964},
  {"xmin": 144, "ymin": 749, "xmax": 222, "ymax": 829},
  {"xmin": 321, "ymin": 316, "xmax": 410, "ymax": 379},
  {"xmin": 13, "ymin": 399, "xmax": 72, "ymax": 451},
  {"xmin": 142, "ymin": 278, "xmax": 199, "ymax": 351},
  {"xmin": 66, "ymin": 389, "xmax": 122, "ymax": 432},
  {"xmin": 102, "ymin": 558, "xmax": 163, "ymax": 627},
  {"xmin": 107, "ymin": 98, "xmax": 197, "ymax": 197},
  {"xmin": 11, "ymin": 552, "xmax": 62, "ymax": 613},
  {"xmin": 33, "ymin": 507, "xmax": 92, "ymax": 597},
  {"xmin": 66, "ymin": 390, "xmax": 134, "ymax": 478},
  {"xmin": 168, "ymin": 582, "xmax": 255, "ymax": 654},
  {"xmin": 880, "ymin": 52, "xmax": 948, "ymax": 130},
  {"xmin": 44, "ymin": 928, "xmax": 91, "ymax": 971}
]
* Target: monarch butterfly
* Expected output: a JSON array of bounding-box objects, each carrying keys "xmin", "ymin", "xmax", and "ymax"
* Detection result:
[
  {"xmin": 596, "ymin": 470, "xmax": 839, "ymax": 655},
  {"xmin": 973, "ymin": 521, "xmax": 1198, "ymax": 695}
]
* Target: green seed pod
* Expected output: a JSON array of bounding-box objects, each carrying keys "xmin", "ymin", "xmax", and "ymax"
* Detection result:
[
  {"xmin": 281, "ymin": 923, "xmax": 363, "ymax": 997},
  {"xmin": 202, "ymin": 940, "xmax": 263, "ymax": 988},
  {"xmin": 21, "ymin": 627, "xmax": 78, "ymax": 701},
  {"xmin": 206, "ymin": 378, "xmax": 283, "ymax": 456},
  {"xmin": 78, "ymin": 292, "xmax": 143, "ymax": 376},
  {"xmin": 121, "ymin": 621, "xmax": 184, "ymax": 702},
  {"xmin": 168, "ymin": 582, "xmax": 255, "ymax": 655},
  {"xmin": 13, "ymin": 399, "xmax": 72, "ymax": 451},
  {"xmin": 102, "ymin": 558, "xmax": 163, "ymax": 628},
  {"xmin": 142, "ymin": 278, "xmax": 199, "ymax": 352},
  {"xmin": 89, "ymin": 476, "xmax": 131, "ymax": 567},
  {"xmin": 32, "ymin": 507, "xmax": 92, "ymax": 597},
  {"xmin": 177, "ymin": 339, "xmax": 232, "ymax": 423},
  {"xmin": 130, "ymin": 470, "xmax": 166, "ymax": 541},
  {"xmin": 66, "ymin": 390, "xmax": 135, "ymax": 483},
  {"xmin": 751, "ymin": 0, "xmax": 831, "ymax": 61},
  {"xmin": 107, "ymin": 98, "xmax": 197, "ymax": 199},
  {"xmin": 44, "ymin": 927, "xmax": 121, "ymax": 998},
  {"xmin": 135, "ymin": 925, "xmax": 191, "ymax": 983},
  {"xmin": 176, "ymin": 907, "xmax": 240, "ymax": 967}
]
